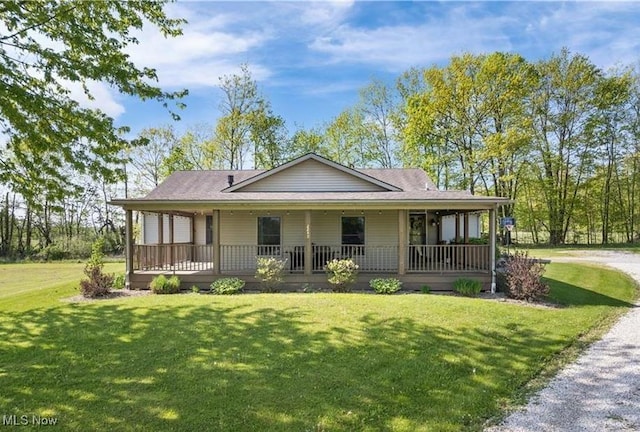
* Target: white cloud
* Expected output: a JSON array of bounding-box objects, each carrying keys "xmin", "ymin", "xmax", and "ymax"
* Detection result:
[
  {"xmin": 525, "ymin": 2, "xmax": 640, "ymax": 69},
  {"xmin": 125, "ymin": 4, "xmax": 273, "ymax": 89},
  {"xmin": 307, "ymin": 2, "xmax": 639, "ymax": 71},
  {"xmin": 310, "ymin": 12, "xmax": 513, "ymax": 70},
  {"xmin": 65, "ymin": 80, "xmax": 125, "ymax": 118},
  {"xmin": 298, "ymin": 1, "xmax": 355, "ymax": 27}
]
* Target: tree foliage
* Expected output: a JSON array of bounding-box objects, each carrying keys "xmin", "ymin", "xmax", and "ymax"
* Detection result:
[{"xmin": 0, "ymin": 0, "xmax": 187, "ymax": 202}]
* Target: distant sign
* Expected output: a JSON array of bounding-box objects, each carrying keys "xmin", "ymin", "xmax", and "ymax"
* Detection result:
[{"xmin": 500, "ymin": 217, "xmax": 516, "ymax": 228}]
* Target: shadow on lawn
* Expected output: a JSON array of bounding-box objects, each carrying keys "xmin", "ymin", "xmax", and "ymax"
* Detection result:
[
  {"xmin": 0, "ymin": 299, "xmax": 603, "ymax": 431},
  {"xmin": 545, "ymin": 277, "xmax": 636, "ymax": 308}
]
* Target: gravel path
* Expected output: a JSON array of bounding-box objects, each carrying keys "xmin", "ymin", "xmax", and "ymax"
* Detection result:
[{"xmin": 486, "ymin": 251, "xmax": 640, "ymax": 432}]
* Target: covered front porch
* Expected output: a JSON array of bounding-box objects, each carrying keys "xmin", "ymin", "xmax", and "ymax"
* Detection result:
[{"xmin": 122, "ymin": 207, "xmax": 498, "ymax": 291}]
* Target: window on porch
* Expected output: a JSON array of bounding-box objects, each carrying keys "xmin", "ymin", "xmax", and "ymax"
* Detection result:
[
  {"xmin": 257, "ymin": 216, "xmax": 281, "ymax": 255},
  {"xmin": 205, "ymin": 215, "xmax": 213, "ymax": 245},
  {"xmin": 342, "ymin": 216, "xmax": 365, "ymax": 256}
]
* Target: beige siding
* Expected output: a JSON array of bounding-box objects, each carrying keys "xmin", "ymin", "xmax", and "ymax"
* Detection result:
[
  {"xmin": 220, "ymin": 211, "xmax": 256, "ymax": 245},
  {"xmin": 283, "ymin": 212, "xmax": 305, "ymax": 246},
  {"xmin": 308, "ymin": 210, "xmax": 399, "ymax": 270},
  {"xmin": 194, "ymin": 215, "xmax": 206, "ymax": 245},
  {"xmin": 237, "ymin": 159, "xmax": 387, "ymax": 192},
  {"xmin": 366, "ymin": 211, "xmax": 398, "ymax": 246},
  {"xmin": 311, "ymin": 211, "xmax": 341, "ymax": 245}
]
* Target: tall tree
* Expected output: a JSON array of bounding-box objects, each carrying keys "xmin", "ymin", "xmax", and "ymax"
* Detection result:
[
  {"xmin": 324, "ymin": 109, "xmax": 371, "ymax": 167},
  {"xmin": 530, "ymin": 49, "xmax": 601, "ymax": 245},
  {"xmin": 584, "ymin": 72, "xmax": 633, "ymax": 243},
  {"xmin": 214, "ymin": 64, "xmax": 263, "ymax": 169},
  {"xmin": 402, "ymin": 52, "xmax": 536, "ymax": 207},
  {"xmin": 356, "ymin": 79, "xmax": 401, "ymax": 168},
  {"xmin": 250, "ymin": 101, "xmax": 289, "ymax": 169},
  {"xmin": 161, "ymin": 124, "xmax": 222, "ymax": 175},
  {"xmin": 0, "ymin": 1, "xmax": 187, "ymax": 201},
  {"xmin": 289, "ymin": 127, "xmax": 327, "ymax": 158},
  {"xmin": 128, "ymin": 126, "xmax": 178, "ymax": 195}
]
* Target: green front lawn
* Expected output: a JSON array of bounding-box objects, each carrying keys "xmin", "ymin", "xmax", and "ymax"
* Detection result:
[{"xmin": 0, "ymin": 262, "xmax": 637, "ymax": 431}]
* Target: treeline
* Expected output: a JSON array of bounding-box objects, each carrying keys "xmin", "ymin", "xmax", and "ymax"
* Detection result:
[
  {"xmin": 130, "ymin": 50, "xmax": 640, "ymax": 246},
  {"xmin": 2, "ymin": 49, "xmax": 639, "ymax": 259},
  {"xmin": 0, "ymin": 181, "xmax": 124, "ymax": 260}
]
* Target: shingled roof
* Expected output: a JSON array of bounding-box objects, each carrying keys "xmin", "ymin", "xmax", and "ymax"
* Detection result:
[{"xmin": 111, "ymin": 153, "xmax": 509, "ymax": 209}]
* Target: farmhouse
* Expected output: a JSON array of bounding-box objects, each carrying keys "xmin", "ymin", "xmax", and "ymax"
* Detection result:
[{"xmin": 111, "ymin": 153, "xmax": 509, "ymax": 291}]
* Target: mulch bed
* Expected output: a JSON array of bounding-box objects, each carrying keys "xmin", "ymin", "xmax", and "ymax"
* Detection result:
[{"xmin": 62, "ymin": 289, "xmax": 152, "ymax": 303}]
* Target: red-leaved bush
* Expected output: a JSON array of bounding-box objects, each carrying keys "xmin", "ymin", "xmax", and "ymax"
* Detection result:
[{"xmin": 504, "ymin": 251, "xmax": 550, "ymax": 301}]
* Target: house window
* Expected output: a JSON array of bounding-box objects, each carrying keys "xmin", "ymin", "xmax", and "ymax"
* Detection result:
[
  {"xmin": 205, "ymin": 215, "xmax": 213, "ymax": 245},
  {"xmin": 341, "ymin": 216, "xmax": 365, "ymax": 255},
  {"xmin": 257, "ymin": 216, "xmax": 281, "ymax": 255}
]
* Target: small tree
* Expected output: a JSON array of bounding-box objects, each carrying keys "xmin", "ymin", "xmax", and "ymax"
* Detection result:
[
  {"xmin": 504, "ymin": 252, "xmax": 550, "ymax": 301},
  {"xmin": 79, "ymin": 237, "xmax": 113, "ymax": 298},
  {"xmin": 255, "ymin": 257, "xmax": 287, "ymax": 292},
  {"xmin": 325, "ymin": 258, "xmax": 359, "ymax": 292}
]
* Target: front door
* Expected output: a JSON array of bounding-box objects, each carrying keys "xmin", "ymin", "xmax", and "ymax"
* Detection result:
[
  {"xmin": 409, "ymin": 214, "xmax": 426, "ymax": 270},
  {"xmin": 409, "ymin": 214, "xmax": 426, "ymax": 245}
]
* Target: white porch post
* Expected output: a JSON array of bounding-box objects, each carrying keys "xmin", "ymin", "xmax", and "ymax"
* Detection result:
[
  {"xmin": 398, "ymin": 210, "xmax": 406, "ymax": 275},
  {"xmin": 304, "ymin": 210, "xmax": 312, "ymax": 275},
  {"xmin": 125, "ymin": 209, "xmax": 134, "ymax": 289},
  {"xmin": 489, "ymin": 206, "xmax": 497, "ymax": 293},
  {"xmin": 213, "ymin": 209, "xmax": 220, "ymax": 275}
]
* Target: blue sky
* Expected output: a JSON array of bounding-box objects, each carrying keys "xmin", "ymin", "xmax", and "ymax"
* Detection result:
[{"xmin": 99, "ymin": 1, "xmax": 640, "ymax": 137}]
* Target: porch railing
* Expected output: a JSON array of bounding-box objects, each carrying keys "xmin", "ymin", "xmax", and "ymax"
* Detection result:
[
  {"xmin": 134, "ymin": 244, "xmax": 214, "ymax": 272},
  {"xmin": 407, "ymin": 244, "xmax": 490, "ymax": 272},
  {"xmin": 219, "ymin": 245, "xmax": 397, "ymax": 273},
  {"xmin": 133, "ymin": 243, "xmax": 490, "ymax": 274}
]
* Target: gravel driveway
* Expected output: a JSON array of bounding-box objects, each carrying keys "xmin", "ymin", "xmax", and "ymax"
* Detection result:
[{"xmin": 486, "ymin": 251, "xmax": 640, "ymax": 432}]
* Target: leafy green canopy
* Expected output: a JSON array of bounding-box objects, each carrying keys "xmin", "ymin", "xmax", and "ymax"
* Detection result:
[{"xmin": 0, "ymin": 1, "xmax": 187, "ymax": 202}]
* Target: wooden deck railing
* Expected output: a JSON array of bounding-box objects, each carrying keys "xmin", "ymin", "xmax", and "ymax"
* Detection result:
[
  {"xmin": 133, "ymin": 243, "xmax": 490, "ymax": 274},
  {"xmin": 134, "ymin": 244, "xmax": 213, "ymax": 271},
  {"xmin": 407, "ymin": 244, "xmax": 490, "ymax": 272}
]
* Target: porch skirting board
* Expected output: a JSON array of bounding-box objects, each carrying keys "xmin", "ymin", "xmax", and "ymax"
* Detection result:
[{"xmin": 127, "ymin": 272, "xmax": 491, "ymax": 292}]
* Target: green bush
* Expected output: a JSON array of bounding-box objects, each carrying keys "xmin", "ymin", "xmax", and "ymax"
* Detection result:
[
  {"xmin": 150, "ymin": 275, "xmax": 181, "ymax": 294},
  {"xmin": 79, "ymin": 237, "xmax": 113, "ymax": 298},
  {"xmin": 453, "ymin": 278, "xmax": 482, "ymax": 297},
  {"xmin": 421, "ymin": 285, "xmax": 431, "ymax": 294},
  {"xmin": 112, "ymin": 273, "xmax": 126, "ymax": 290},
  {"xmin": 325, "ymin": 258, "xmax": 359, "ymax": 292},
  {"xmin": 191, "ymin": 285, "xmax": 201, "ymax": 293},
  {"xmin": 467, "ymin": 237, "xmax": 488, "ymax": 245},
  {"xmin": 210, "ymin": 277, "xmax": 245, "ymax": 295},
  {"xmin": 369, "ymin": 278, "xmax": 402, "ymax": 294},
  {"xmin": 39, "ymin": 243, "xmax": 70, "ymax": 261},
  {"xmin": 255, "ymin": 257, "xmax": 287, "ymax": 292}
]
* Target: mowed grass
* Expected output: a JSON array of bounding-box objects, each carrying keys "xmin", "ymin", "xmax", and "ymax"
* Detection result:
[
  {"xmin": 523, "ymin": 244, "xmax": 640, "ymax": 258},
  {"xmin": 0, "ymin": 262, "xmax": 637, "ymax": 431},
  {"xmin": 0, "ymin": 262, "xmax": 123, "ymax": 311}
]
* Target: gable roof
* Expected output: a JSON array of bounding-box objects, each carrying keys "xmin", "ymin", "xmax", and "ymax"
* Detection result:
[
  {"xmin": 111, "ymin": 154, "xmax": 510, "ymax": 210},
  {"xmin": 224, "ymin": 153, "xmax": 402, "ymax": 192}
]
